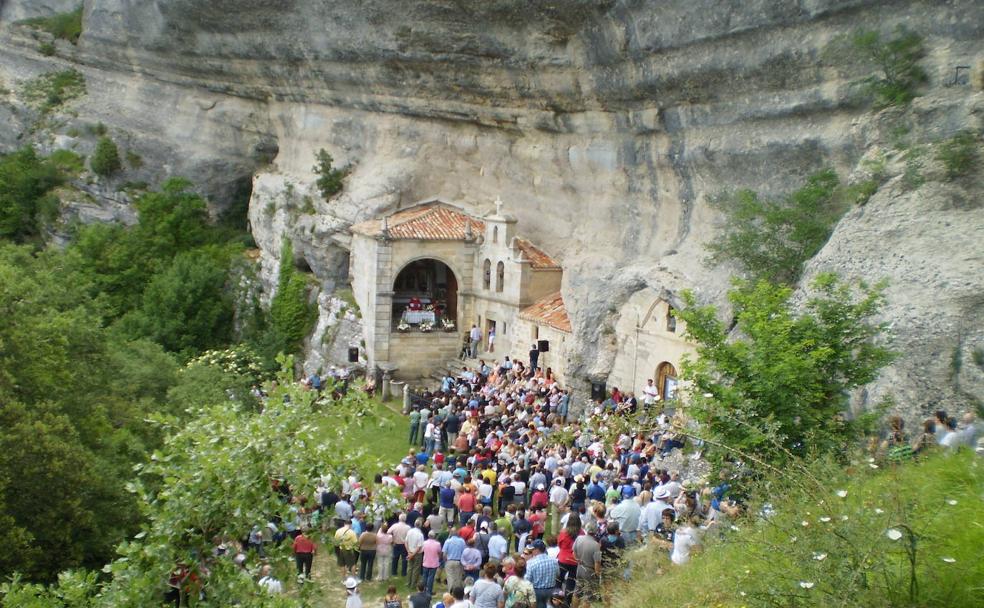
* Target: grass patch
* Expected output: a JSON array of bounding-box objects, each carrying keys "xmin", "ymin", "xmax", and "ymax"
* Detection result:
[
  {"xmin": 314, "ymin": 394, "xmax": 409, "ymax": 472},
  {"xmin": 20, "ymin": 7, "xmax": 84, "ymax": 44},
  {"xmin": 125, "ymin": 149, "xmax": 144, "ymax": 169},
  {"xmin": 935, "ymin": 130, "xmax": 979, "ymax": 179},
  {"xmin": 610, "ymin": 452, "xmax": 983, "ymax": 608},
  {"xmin": 21, "ymin": 69, "xmax": 86, "ymax": 116}
]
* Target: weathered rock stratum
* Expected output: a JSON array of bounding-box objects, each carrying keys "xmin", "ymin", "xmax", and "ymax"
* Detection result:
[{"xmin": 0, "ymin": 0, "xmax": 981, "ymax": 418}]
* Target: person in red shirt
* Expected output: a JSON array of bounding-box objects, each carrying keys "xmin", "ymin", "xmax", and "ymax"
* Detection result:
[
  {"xmin": 556, "ymin": 516, "xmax": 582, "ymax": 595},
  {"xmin": 530, "ymin": 484, "xmax": 549, "ymax": 510},
  {"xmin": 293, "ymin": 530, "xmax": 317, "ymax": 580},
  {"xmin": 528, "ymin": 508, "xmax": 546, "ymax": 539},
  {"xmin": 457, "ymin": 487, "xmax": 477, "ymax": 526},
  {"xmin": 458, "ymin": 520, "xmax": 476, "ymax": 543}
]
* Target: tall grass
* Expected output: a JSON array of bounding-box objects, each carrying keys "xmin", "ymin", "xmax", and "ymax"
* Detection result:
[{"xmin": 612, "ymin": 451, "xmax": 983, "ymax": 608}]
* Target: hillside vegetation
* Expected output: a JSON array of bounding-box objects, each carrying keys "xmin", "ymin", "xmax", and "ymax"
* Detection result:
[{"xmin": 611, "ymin": 452, "xmax": 983, "ymax": 608}]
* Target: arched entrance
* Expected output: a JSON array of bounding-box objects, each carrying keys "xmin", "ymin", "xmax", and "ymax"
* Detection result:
[
  {"xmin": 655, "ymin": 362, "xmax": 678, "ymax": 401},
  {"xmin": 392, "ymin": 259, "xmax": 458, "ymax": 329}
]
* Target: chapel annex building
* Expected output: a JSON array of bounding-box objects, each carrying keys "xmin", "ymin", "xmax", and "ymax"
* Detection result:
[{"xmin": 348, "ymin": 197, "xmax": 695, "ymax": 401}]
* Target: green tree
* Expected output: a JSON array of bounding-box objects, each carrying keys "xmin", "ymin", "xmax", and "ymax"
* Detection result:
[
  {"xmin": 67, "ymin": 179, "xmax": 226, "ymax": 318},
  {"xmin": 122, "ymin": 248, "xmax": 234, "ymax": 356},
  {"xmin": 93, "ymin": 364, "xmax": 378, "ymax": 606},
  {"xmin": 312, "ymin": 148, "xmax": 347, "ymax": 201},
  {"xmin": 706, "ymin": 169, "xmax": 844, "ymax": 286},
  {"xmin": 268, "ymin": 239, "xmax": 314, "ymax": 354},
  {"xmin": 853, "ymin": 26, "xmax": 927, "ymax": 107},
  {"xmin": 89, "ymin": 137, "xmax": 121, "ymax": 177},
  {"xmin": 0, "ymin": 148, "xmax": 62, "ymax": 243},
  {"xmin": 676, "ymin": 274, "xmax": 894, "ymax": 466},
  {"xmin": 131, "ymin": 179, "xmax": 214, "ymax": 259}
]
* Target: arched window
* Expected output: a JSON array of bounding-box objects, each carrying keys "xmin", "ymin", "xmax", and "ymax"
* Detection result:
[
  {"xmin": 483, "ymin": 259, "xmax": 492, "ymax": 290},
  {"xmin": 493, "ymin": 226, "xmax": 499, "ymax": 243},
  {"xmin": 495, "ymin": 261, "xmax": 505, "ymax": 293},
  {"xmin": 666, "ymin": 305, "xmax": 677, "ymax": 333}
]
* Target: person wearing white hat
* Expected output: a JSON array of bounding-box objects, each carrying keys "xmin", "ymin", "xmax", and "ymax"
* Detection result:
[
  {"xmin": 344, "ymin": 577, "xmax": 363, "ymax": 608},
  {"xmin": 641, "ymin": 486, "xmax": 674, "ymax": 539}
]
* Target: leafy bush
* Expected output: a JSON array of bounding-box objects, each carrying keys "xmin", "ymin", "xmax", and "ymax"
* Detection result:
[
  {"xmin": 89, "ymin": 136, "xmax": 121, "ymax": 176},
  {"xmin": 20, "ymin": 7, "xmax": 84, "ymax": 44},
  {"xmin": 677, "ymin": 274, "xmax": 894, "ymax": 467},
  {"xmin": 0, "ymin": 148, "xmax": 62, "ymax": 242},
  {"xmin": 21, "ymin": 69, "xmax": 86, "ymax": 115},
  {"xmin": 611, "ymin": 452, "xmax": 983, "ymax": 608},
  {"xmin": 269, "ymin": 239, "xmax": 316, "ymax": 354},
  {"xmin": 705, "ymin": 169, "xmax": 845, "ymax": 286},
  {"xmin": 47, "ymin": 149, "xmax": 85, "ymax": 176},
  {"xmin": 121, "ymin": 247, "xmax": 235, "ymax": 356},
  {"xmin": 312, "ymin": 148, "xmax": 348, "ymax": 200},
  {"xmin": 935, "ymin": 130, "xmax": 979, "ymax": 179},
  {"xmin": 853, "ymin": 27, "xmax": 927, "ymax": 107}
]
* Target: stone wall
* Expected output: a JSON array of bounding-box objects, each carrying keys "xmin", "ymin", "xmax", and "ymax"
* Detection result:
[{"xmin": 389, "ymin": 331, "xmax": 464, "ymax": 380}]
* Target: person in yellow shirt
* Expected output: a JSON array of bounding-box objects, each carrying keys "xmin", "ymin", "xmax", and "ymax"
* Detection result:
[{"xmin": 334, "ymin": 521, "xmax": 359, "ymax": 578}]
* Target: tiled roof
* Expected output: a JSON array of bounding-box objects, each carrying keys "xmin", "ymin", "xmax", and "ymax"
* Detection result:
[
  {"xmin": 519, "ymin": 291, "xmax": 571, "ymax": 333},
  {"xmin": 350, "ymin": 203, "xmax": 485, "ymax": 241},
  {"xmin": 513, "ymin": 238, "xmax": 560, "ymax": 270}
]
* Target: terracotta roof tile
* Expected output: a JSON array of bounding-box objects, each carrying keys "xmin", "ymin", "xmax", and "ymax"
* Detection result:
[
  {"xmin": 350, "ymin": 203, "xmax": 484, "ymax": 241},
  {"xmin": 513, "ymin": 237, "xmax": 560, "ymax": 270},
  {"xmin": 519, "ymin": 291, "xmax": 571, "ymax": 333}
]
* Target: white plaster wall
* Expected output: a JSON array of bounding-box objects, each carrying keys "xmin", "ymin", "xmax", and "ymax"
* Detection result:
[{"xmin": 607, "ymin": 291, "xmax": 696, "ymax": 396}]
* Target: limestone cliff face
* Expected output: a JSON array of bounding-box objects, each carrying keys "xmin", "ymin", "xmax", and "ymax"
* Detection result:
[{"xmin": 0, "ymin": 0, "xmax": 981, "ymax": 417}]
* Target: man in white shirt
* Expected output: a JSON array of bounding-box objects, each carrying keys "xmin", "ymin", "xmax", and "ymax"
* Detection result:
[
  {"xmin": 469, "ymin": 324, "xmax": 481, "ymax": 358},
  {"xmin": 642, "ymin": 378, "xmax": 660, "ymax": 407},
  {"xmin": 641, "ymin": 487, "xmax": 674, "ymax": 537},
  {"xmin": 257, "ymin": 564, "xmax": 283, "ymax": 594}
]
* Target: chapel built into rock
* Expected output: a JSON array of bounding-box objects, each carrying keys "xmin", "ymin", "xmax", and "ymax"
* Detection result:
[{"xmin": 349, "ymin": 197, "xmax": 695, "ymax": 399}]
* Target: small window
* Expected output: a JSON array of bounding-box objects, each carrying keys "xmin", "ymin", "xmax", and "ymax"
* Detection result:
[
  {"xmin": 495, "ymin": 261, "xmax": 504, "ymax": 293},
  {"xmin": 493, "ymin": 226, "xmax": 499, "ymax": 244},
  {"xmin": 666, "ymin": 306, "xmax": 677, "ymax": 333},
  {"xmin": 483, "ymin": 259, "xmax": 491, "ymax": 290}
]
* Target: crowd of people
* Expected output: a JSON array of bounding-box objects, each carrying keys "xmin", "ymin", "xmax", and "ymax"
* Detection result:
[
  {"xmin": 268, "ymin": 354, "xmax": 743, "ymax": 608},
  {"xmin": 178, "ymin": 349, "xmax": 980, "ymax": 608}
]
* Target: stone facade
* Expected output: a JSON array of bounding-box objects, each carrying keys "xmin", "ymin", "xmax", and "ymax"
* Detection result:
[
  {"xmin": 607, "ymin": 289, "xmax": 696, "ymax": 400},
  {"xmin": 350, "ymin": 199, "xmax": 568, "ymax": 381}
]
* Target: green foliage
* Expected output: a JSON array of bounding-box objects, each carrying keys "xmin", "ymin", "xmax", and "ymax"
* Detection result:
[
  {"xmin": 268, "ymin": 239, "xmax": 315, "ymax": 354},
  {"xmin": 38, "ymin": 42, "xmax": 56, "ymax": 57},
  {"xmin": 0, "ymin": 245, "xmax": 155, "ymax": 582},
  {"xmin": 934, "ymin": 130, "xmax": 979, "ymax": 179},
  {"xmin": 0, "ymin": 148, "xmax": 62, "ymax": 242},
  {"xmin": 853, "ymin": 27, "xmax": 927, "ymax": 107},
  {"xmin": 973, "ymin": 347, "xmax": 984, "ymax": 370},
  {"xmin": 89, "ymin": 136, "xmax": 121, "ymax": 177},
  {"xmin": 122, "ymin": 247, "xmax": 235, "ymax": 356},
  {"xmin": 124, "ymin": 149, "xmax": 143, "ymax": 169},
  {"xmin": 611, "ymin": 452, "xmax": 983, "ymax": 608},
  {"xmin": 47, "ymin": 149, "xmax": 85, "ymax": 176},
  {"xmin": 20, "ymin": 8, "xmax": 84, "ymax": 44},
  {"xmin": 21, "ymin": 69, "xmax": 86, "ymax": 115},
  {"xmin": 705, "ymin": 169, "xmax": 845, "ymax": 286},
  {"xmin": 312, "ymin": 148, "xmax": 348, "ymax": 201},
  {"xmin": 676, "ymin": 274, "xmax": 894, "ymax": 466},
  {"xmin": 96, "ymin": 367, "xmax": 378, "ymax": 606}
]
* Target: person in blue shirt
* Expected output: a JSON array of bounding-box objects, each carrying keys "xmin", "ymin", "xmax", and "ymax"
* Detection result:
[
  {"xmin": 416, "ymin": 449, "xmax": 430, "ymax": 466},
  {"xmin": 442, "ymin": 531, "xmax": 466, "ymax": 591}
]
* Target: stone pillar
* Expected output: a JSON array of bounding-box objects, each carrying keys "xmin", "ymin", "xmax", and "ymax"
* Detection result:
[
  {"xmin": 381, "ymin": 368, "xmax": 392, "ymax": 402},
  {"xmin": 402, "ymin": 383, "xmax": 411, "ymax": 414}
]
